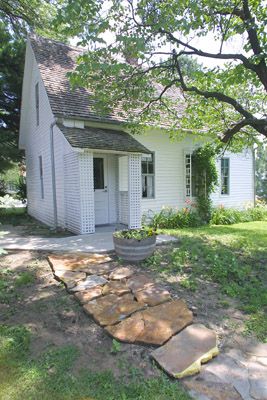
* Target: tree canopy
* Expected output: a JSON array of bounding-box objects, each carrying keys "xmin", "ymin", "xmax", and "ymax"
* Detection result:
[
  {"xmin": 60, "ymin": 0, "xmax": 267, "ymax": 146},
  {"xmin": 0, "ymin": 0, "xmax": 67, "ymax": 173}
]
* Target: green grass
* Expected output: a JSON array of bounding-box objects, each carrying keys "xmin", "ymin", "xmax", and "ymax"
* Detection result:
[
  {"xmin": 0, "ymin": 324, "xmax": 191, "ymax": 400},
  {"xmin": 144, "ymin": 221, "xmax": 267, "ymax": 342}
]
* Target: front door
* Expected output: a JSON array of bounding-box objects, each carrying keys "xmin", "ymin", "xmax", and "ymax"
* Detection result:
[{"xmin": 93, "ymin": 156, "xmax": 109, "ymax": 225}]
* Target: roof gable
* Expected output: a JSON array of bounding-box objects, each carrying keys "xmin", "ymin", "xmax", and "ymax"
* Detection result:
[{"xmin": 30, "ymin": 35, "xmax": 125, "ymax": 124}]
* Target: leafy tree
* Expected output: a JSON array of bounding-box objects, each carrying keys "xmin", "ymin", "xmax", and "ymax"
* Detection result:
[
  {"xmin": 60, "ymin": 0, "xmax": 267, "ymax": 146},
  {"xmin": 0, "ymin": 0, "xmax": 67, "ymax": 174},
  {"xmin": 0, "ymin": 24, "xmax": 25, "ymax": 172}
]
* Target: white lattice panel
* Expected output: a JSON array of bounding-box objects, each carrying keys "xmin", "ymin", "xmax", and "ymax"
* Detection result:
[
  {"xmin": 79, "ymin": 153, "xmax": 95, "ymax": 233},
  {"xmin": 128, "ymin": 154, "xmax": 142, "ymax": 229},
  {"xmin": 64, "ymin": 152, "xmax": 81, "ymax": 234},
  {"xmin": 119, "ymin": 191, "xmax": 128, "ymax": 225}
]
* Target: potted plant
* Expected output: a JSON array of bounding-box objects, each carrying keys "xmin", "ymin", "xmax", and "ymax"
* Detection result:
[{"xmin": 113, "ymin": 227, "xmax": 157, "ymax": 262}]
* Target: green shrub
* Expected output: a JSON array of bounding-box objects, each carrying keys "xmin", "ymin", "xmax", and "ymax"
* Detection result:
[
  {"xmin": 148, "ymin": 207, "xmax": 202, "ymax": 229},
  {"xmin": 211, "ymin": 205, "xmax": 267, "ymax": 225}
]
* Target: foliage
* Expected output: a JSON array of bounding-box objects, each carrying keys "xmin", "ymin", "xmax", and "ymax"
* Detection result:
[
  {"xmin": 211, "ymin": 205, "xmax": 267, "ymax": 225},
  {"xmin": 256, "ymin": 142, "xmax": 267, "ymax": 201},
  {"xmin": 0, "ymin": 1, "xmax": 69, "ymax": 174},
  {"xmin": 110, "ymin": 339, "xmax": 121, "ymax": 354},
  {"xmin": 149, "ymin": 207, "xmax": 202, "ymax": 229},
  {"xmin": 0, "ymin": 24, "xmax": 25, "ymax": 172},
  {"xmin": 15, "ymin": 176, "xmax": 27, "ymax": 203},
  {"xmin": 143, "ymin": 221, "xmax": 267, "ymax": 341},
  {"xmin": 0, "ymin": 180, "xmax": 7, "ymax": 196},
  {"xmin": 59, "ymin": 0, "xmax": 267, "ymax": 145},
  {"xmin": 192, "ymin": 144, "xmax": 219, "ymax": 223},
  {"xmin": 114, "ymin": 227, "xmax": 156, "ymax": 240}
]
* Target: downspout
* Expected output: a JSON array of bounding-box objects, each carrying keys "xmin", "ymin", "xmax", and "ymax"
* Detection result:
[{"xmin": 50, "ymin": 120, "xmax": 58, "ymax": 228}]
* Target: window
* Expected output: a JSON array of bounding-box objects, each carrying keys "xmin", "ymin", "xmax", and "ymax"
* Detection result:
[
  {"xmin": 39, "ymin": 156, "xmax": 44, "ymax": 199},
  {"xmin": 185, "ymin": 153, "xmax": 200, "ymax": 197},
  {"xmin": 221, "ymin": 158, "xmax": 230, "ymax": 195},
  {"xmin": 142, "ymin": 153, "xmax": 155, "ymax": 198},
  {"xmin": 35, "ymin": 82, "xmax": 39, "ymax": 126},
  {"xmin": 93, "ymin": 158, "xmax": 104, "ymax": 189}
]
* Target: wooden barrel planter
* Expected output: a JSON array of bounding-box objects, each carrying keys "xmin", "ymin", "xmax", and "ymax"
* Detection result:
[{"xmin": 113, "ymin": 231, "xmax": 156, "ymax": 262}]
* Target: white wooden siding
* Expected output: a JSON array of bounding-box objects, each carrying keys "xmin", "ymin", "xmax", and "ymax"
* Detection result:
[
  {"xmin": 134, "ymin": 131, "xmax": 254, "ymax": 216},
  {"xmin": 19, "ymin": 40, "xmax": 75, "ymax": 229}
]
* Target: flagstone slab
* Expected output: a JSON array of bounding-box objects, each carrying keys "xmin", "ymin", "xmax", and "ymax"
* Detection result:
[
  {"xmin": 83, "ymin": 293, "xmax": 145, "ymax": 326},
  {"xmin": 127, "ymin": 274, "xmax": 154, "ymax": 292},
  {"xmin": 70, "ymin": 275, "xmax": 107, "ymax": 292},
  {"xmin": 53, "ymin": 270, "xmax": 87, "ymax": 288},
  {"xmin": 109, "ymin": 267, "xmax": 135, "ymax": 280},
  {"xmin": 74, "ymin": 287, "xmax": 103, "ymax": 304},
  {"xmin": 151, "ymin": 324, "xmax": 219, "ymax": 379},
  {"xmin": 48, "ymin": 253, "xmax": 112, "ymax": 272},
  {"xmin": 85, "ymin": 262, "xmax": 117, "ymax": 276},
  {"xmin": 102, "ymin": 280, "xmax": 130, "ymax": 296},
  {"xmin": 106, "ymin": 299, "xmax": 193, "ymax": 345},
  {"xmin": 135, "ymin": 285, "xmax": 171, "ymax": 306},
  {"xmin": 184, "ymin": 379, "xmax": 242, "ymax": 400}
]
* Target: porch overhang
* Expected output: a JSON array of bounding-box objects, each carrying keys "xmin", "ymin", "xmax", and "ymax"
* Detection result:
[{"xmin": 57, "ymin": 123, "xmax": 151, "ymax": 154}]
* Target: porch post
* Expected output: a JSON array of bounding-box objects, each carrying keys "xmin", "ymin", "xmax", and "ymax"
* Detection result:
[
  {"xmin": 79, "ymin": 152, "xmax": 95, "ymax": 234},
  {"xmin": 128, "ymin": 153, "xmax": 142, "ymax": 229}
]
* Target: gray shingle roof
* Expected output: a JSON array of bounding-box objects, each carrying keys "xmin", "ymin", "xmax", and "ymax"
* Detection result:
[
  {"xmin": 58, "ymin": 124, "xmax": 151, "ymax": 153},
  {"xmin": 30, "ymin": 35, "xmax": 185, "ymax": 126},
  {"xmin": 30, "ymin": 35, "xmax": 128, "ymax": 123}
]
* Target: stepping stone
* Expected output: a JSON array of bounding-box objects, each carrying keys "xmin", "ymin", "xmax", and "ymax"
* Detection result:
[
  {"xmin": 70, "ymin": 275, "xmax": 107, "ymax": 292},
  {"xmin": 74, "ymin": 286, "xmax": 103, "ymax": 304},
  {"xmin": 151, "ymin": 324, "xmax": 219, "ymax": 378},
  {"xmin": 106, "ymin": 299, "xmax": 193, "ymax": 345},
  {"xmin": 127, "ymin": 274, "xmax": 154, "ymax": 292},
  {"xmin": 53, "ymin": 270, "xmax": 86, "ymax": 288},
  {"xmin": 48, "ymin": 253, "xmax": 112, "ymax": 272},
  {"xmin": 184, "ymin": 379, "xmax": 242, "ymax": 400},
  {"xmin": 135, "ymin": 285, "xmax": 171, "ymax": 306},
  {"xmin": 83, "ymin": 293, "xmax": 145, "ymax": 326},
  {"xmin": 109, "ymin": 267, "xmax": 134, "ymax": 280},
  {"xmin": 86, "ymin": 262, "xmax": 117, "ymax": 276},
  {"xmin": 102, "ymin": 280, "xmax": 130, "ymax": 296}
]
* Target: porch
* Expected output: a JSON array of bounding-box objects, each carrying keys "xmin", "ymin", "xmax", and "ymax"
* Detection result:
[
  {"xmin": 61, "ymin": 124, "xmax": 152, "ymax": 235},
  {"xmin": 0, "ymin": 223, "xmax": 178, "ymax": 252}
]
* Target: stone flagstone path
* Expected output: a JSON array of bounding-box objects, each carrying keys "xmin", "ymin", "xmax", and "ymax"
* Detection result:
[
  {"xmin": 48, "ymin": 253, "xmax": 218, "ymax": 376},
  {"xmin": 48, "ymin": 253, "xmax": 267, "ymax": 399}
]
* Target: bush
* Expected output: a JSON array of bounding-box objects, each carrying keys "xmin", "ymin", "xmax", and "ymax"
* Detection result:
[
  {"xmin": 211, "ymin": 205, "xmax": 267, "ymax": 225},
  {"xmin": 148, "ymin": 207, "xmax": 202, "ymax": 229}
]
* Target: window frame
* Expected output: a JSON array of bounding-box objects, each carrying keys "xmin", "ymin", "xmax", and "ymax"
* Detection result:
[
  {"xmin": 39, "ymin": 155, "xmax": 44, "ymax": 199},
  {"xmin": 220, "ymin": 157, "xmax": 230, "ymax": 196},
  {"xmin": 141, "ymin": 152, "xmax": 155, "ymax": 199},
  {"xmin": 35, "ymin": 82, "xmax": 39, "ymax": 126}
]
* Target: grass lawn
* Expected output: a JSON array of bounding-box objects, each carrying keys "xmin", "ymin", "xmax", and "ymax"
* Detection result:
[{"xmin": 143, "ymin": 221, "xmax": 267, "ymax": 342}]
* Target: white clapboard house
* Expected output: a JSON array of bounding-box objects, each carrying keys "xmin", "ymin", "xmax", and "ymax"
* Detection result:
[{"xmin": 19, "ymin": 36, "xmax": 255, "ymax": 234}]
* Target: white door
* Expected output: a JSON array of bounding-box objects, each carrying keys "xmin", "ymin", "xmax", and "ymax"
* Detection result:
[{"xmin": 94, "ymin": 155, "xmax": 109, "ymax": 225}]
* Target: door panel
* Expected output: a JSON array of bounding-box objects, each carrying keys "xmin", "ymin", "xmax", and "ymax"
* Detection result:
[{"xmin": 94, "ymin": 156, "xmax": 109, "ymax": 225}]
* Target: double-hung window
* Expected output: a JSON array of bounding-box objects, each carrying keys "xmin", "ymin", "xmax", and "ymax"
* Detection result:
[
  {"xmin": 35, "ymin": 82, "xmax": 39, "ymax": 126},
  {"xmin": 185, "ymin": 153, "xmax": 200, "ymax": 197},
  {"xmin": 221, "ymin": 158, "xmax": 230, "ymax": 195},
  {"xmin": 142, "ymin": 153, "xmax": 155, "ymax": 198},
  {"xmin": 39, "ymin": 155, "xmax": 44, "ymax": 199}
]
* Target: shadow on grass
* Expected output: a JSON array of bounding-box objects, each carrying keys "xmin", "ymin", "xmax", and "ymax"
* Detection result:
[{"xmin": 0, "ymin": 324, "xmax": 191, "ymax": 400}]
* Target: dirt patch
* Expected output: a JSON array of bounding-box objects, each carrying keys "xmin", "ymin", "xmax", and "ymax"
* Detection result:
[{"xmin": 0, "ymin": 250, "xmax": 158, "ymax": 379}]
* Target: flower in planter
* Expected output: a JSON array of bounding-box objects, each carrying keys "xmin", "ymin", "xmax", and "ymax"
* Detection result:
[{"xmin": 113, "ymin": 227, "xmax": 157, "ymax": 241}]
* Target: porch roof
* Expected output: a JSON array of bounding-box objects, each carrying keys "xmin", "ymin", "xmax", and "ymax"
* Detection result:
[{"xmin": 58, "ymin": 124, "xmax": 151, "ymax": 154}]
